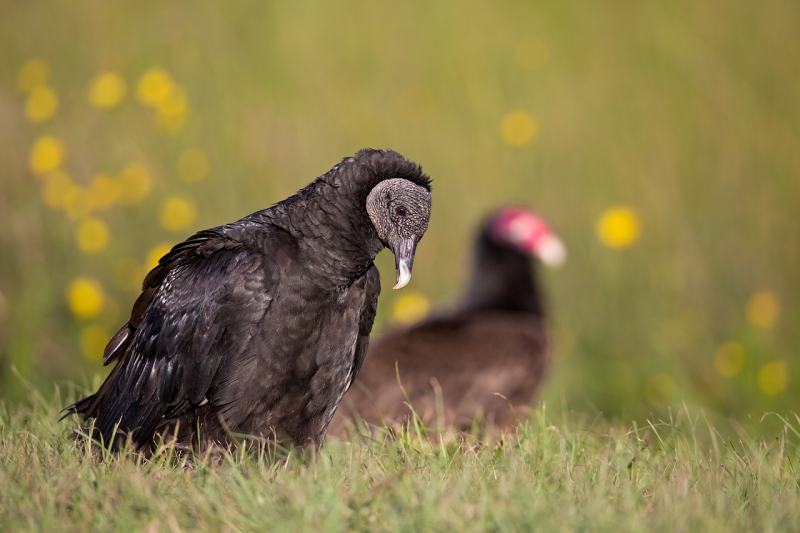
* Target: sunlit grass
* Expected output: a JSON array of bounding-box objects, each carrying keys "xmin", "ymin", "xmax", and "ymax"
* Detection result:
[{"xmin": 2, "ymin": 392, "xmax": 800, "ymax": 531}]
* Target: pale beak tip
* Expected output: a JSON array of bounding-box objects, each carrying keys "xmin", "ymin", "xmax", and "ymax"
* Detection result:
[
  {"xmin": 393, "ymin": 260, "xmax": 412, "ymax": 290},
  {"xmin": 537, "ymin": 234, "xmax": 567, "ymax": 268}
]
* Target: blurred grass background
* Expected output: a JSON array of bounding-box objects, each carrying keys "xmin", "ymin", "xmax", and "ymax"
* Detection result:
[{"xmin": 0, "ymin": 0, "xmax": 797, "ymax": 422}]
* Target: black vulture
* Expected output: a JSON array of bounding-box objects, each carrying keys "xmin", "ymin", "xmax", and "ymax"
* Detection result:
[
  {"xmin": 331, "ymin": 206, "xmax": 564, "ymax": 434},
  {"xmin": 65, "ymin": 149, "xmax": 432, "ymax": 453}
]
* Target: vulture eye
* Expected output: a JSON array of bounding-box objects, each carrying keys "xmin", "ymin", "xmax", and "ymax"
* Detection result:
[{"xmin": 395, "ymin": 206, "xmax": 407, "ymax": 217}]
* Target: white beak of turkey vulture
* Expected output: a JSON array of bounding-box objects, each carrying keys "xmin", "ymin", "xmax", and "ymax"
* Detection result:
[
  {"xmin": 534, "ymin": 233, "xmax": 567, "ymax": 268},
  {"xmin": 489, "ymin": 206, "xmax": 567, "ymax": 268},
  {"xmin": 392, "ymin": 236, "xmax": 418, "ymax": 289}
]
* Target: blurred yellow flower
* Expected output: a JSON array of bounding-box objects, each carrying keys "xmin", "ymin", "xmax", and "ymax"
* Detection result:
[
  {"xmin": 25, "ymin": 85, "xmax": 59, "ymax": 123},
  {"xmin": 40, "ymin": 171, "xmax": 77, "ymax": 210},
  {"xmin": 64, "ymin": 188, "xmax": 93, "ymax": 221},
  {"xmin": 67, "ymin": 277, "xmax": 105, "ymax": 319},
  {"xmin": 114, "ymin": 257, "xmax": 144, "ymax": 291},
  {"xmin": 146, "ymin": 243, "xmax": 173, "ymax": 270},
  {"xmin": 746, "ymin": 291, "xmax": 780, "ymax": 329},
  {"xmin": 88, "ymin": 72, "xmax": 127, "ymax": 109},
  {"xmin": 515, "ymin": 37, "xmax": 550, "ymax": 71},
  {"xmin": 177, "ymin": 148, "xmax": 210, "ymax": 182},
  {"xmin": 80, "ymin": 324, "xmax": 109, "ymax": 362},
  {"xmin": 75, "ymin": 218, "xmax": 110, "ymax": 254},
  {"xmin": 136, "ymin": 67, "xmax": 174, "ymax": 107},
  {"xmin": 390, "ymin": 291, "xmax": 430, "ymax": 326},
  {"xmin": 16, "ymin": 58, "xmax": 49, "ymax": 93},
  {"xmin": 156, "ymin": 85, "xmax": 187, "ymax": 118},
  {"xmin": 136, "ymin": 67, "xmax": 189, "ymax": 133},
  {"xmin": 644, "ymin": 373, "xmax": 677, "ymax": 406},
  {"xmin": 596, "ymin": 207, "xmax": 641, "ymax": 249},
  {"xmin": 86, "ymin": 173, "xmax": 122, "ymax": 210},
  {"xmin": 29, "ymin": 135, "xmax": 65, "ymax": 175},
  {"xmin": 757, "ymin": 360, "xmax": 788, "ymax": 396},
  {"xmin": 714, "ymin": 342, "xmax": 745, "ymax": 377},
  {"xmin": 159, "ymin": 196, "xmax": 197, "ymax": 232},
  {"xmin": 118, "ymin": 162, "xmax": 153, "ymax": 205},
  {"xmin": 155, "ymin": 86, "xmax": 188, "ymax": 133},
  {"xmin": 501, "ymin": 111, "xmax": 538, "ymax": 147}
]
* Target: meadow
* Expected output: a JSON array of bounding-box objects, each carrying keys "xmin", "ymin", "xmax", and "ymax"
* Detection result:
[
  {"xmin": 3, "ymin": 390, "xmax": 800, "ymax": 531},
  {"xmin": 0, "ymin": 0, "xmax": 799, "ymax": 528}
]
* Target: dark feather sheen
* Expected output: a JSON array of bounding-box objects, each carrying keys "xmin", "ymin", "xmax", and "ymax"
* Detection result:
[{"xmin": 64, "ymin": 149, "xmax": 428, "ymax": 452}]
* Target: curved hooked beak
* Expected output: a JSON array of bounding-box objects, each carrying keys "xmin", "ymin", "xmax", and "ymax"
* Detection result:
[{"xmin": 390, "ymin": 236, "xmax": 419, "ymax": 290}]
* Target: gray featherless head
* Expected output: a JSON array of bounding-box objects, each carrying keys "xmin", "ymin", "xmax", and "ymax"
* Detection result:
[{"xmin": 366, "ymin": 178, "xmax": 432, "ymax": 290}]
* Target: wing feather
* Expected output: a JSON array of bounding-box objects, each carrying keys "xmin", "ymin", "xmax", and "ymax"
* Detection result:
[
  {"xmin": 66, "ymin": 227, "xmax": 274, "ymax": 449},
  {"xmin": 345, "ymin": 264, "xmax": 381, "ymax": 392}
]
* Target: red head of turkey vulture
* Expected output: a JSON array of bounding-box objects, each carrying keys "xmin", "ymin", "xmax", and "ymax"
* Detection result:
[
  {"xmin": 64, "ymin": 149, "xmax": 432, "ymax": 453},
  {"xmin": 331, "ymin": 206, "xmax": 565, "ymax": 434}
]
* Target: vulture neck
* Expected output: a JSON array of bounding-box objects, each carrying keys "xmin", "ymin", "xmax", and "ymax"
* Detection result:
[
  {"xmin": 461, "ymin": 230, "xmax": 544, "ymax": 316},
  {"xmin": 263, "ymin": 161, "xmax": 391, "ymax": 288}
]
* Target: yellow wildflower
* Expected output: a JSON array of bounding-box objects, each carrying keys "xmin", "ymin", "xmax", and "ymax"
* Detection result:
[
  {"xmin": 757, "ymin": 360, "xmax": 788, "ymax": 396},
  {"xmin": 515, "ymin": 37, "xmax": 550, "ymax": 71},
  {"xmin": 177, "ymin": 148, "xmax": 210, "ymax": 182},
  {"xmin": 155, "ymin": 85, "xmax": 188, "ymax": 133},
  {"xmin": 118, "ymin": 162, "xmax": 153, "ymax": 205},
  {"xmin": 714, "ymin": 342, "xmax": 745, "ymax": 377},
  {"xmin": 156, "ymin": 85, "xmax": 187, "ymax": 118},
  {"xmin": 644, "ymin": 373, "xmax": 677, "ymax": 406},
  {"xmin": 67, "ymin": 277, "xmax": 105, "ymax": 319},
  {"xmin": 746, "ymin": 291, "xmax": 780, "ymax": 329},
  {"xmin": 40, "ymin": 171, "xmax": 77, "ymax": 210},
  {"xmin": 159, "ymin": 196, "xmax": 197, "ymax": 232},
  {"xmin": 75, "ymin": 218, "xmax": 110, "ymax": 254},
  {"xmin": 136, "ymin": 67, "xmax": 174, "ymax": 107},
  {"xmin": 88, "ymin": 72, "xmax": 127, "ymax": 109},
  {"xmin": 29, "ymin": 135, "xmax": 65, "ymax": 175},
  {"xmin": 501, "ymin": 111, "xmax": 538, "ymax": 147},
  {"xmin": 390, "ymin": 291, "xmax": 430, "ymax": 326},
  {"xmin": 86, "ymin": 173, "xmax": 122, "ymax": 210},
  {"xmin": 80, "ymin": 324, "xmax": 109, "ymax": 362},
  {"xmin": 25, "ymin": 85, "xmax": 59, "ymax": 123},
  {"xmin": 16, "ymin": 58, "xmax": 49, "ymax": 93},
  {"xmin": 596, "ymin": 207, "xmax": 641, "ymax": 249}
]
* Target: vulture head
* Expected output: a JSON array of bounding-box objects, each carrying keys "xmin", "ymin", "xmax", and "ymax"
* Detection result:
[
  {"xmin": 488, "ymin": 206, "xmax": 566, "ymax": 267},
  {"xmin": 366, "ymin": 178, "xmax": 432, "ymax": 289}
]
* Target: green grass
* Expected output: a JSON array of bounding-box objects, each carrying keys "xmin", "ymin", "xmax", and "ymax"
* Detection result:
[{"xmin": 3, "ymin": 388, "xmax": 800, "ymax": 532}]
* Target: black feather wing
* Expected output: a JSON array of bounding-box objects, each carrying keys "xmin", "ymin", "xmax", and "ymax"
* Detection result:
[
  {"xmin": 344, "ymin": 264, "xmax": 381, "ymax": 393},
  {"xmin": 71, "ymin": 227, "xmax": 274, "ymax": 449}
]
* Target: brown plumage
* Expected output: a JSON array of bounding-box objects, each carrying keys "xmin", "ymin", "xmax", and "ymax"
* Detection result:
[{"xmin": 331, "ymin": 206, "xmax": 565, "ymax": 433}]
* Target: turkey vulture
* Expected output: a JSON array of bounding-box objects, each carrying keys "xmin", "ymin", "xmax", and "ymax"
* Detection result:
[
  {"xmin": 64, "ymin": 149, "xmax": 432, "ymax": 453},
  {"xmin": 332, "ymin": 206, "xmax": 564, "ymax": 434}
]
